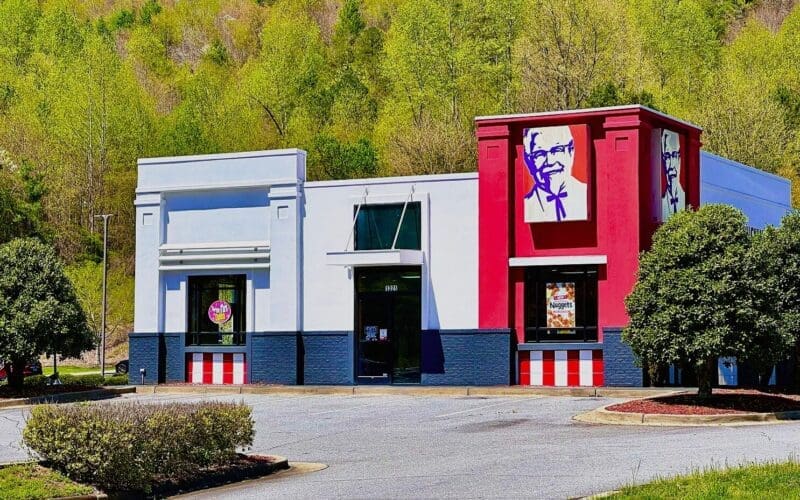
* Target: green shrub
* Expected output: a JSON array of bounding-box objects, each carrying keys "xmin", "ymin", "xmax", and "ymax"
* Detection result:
[
  {"xmin": 23, "ymin": 375, "xmax": 48, "ymax": 387},
  {"xmin": 23, "ymin": 402, "xmax": 254, "ymax": 493},
  {"xmin": 55, "ymin": 373, "xmax": 105, "ymax": 387},
  {"xmin": 104, "ymin": 374, "xmax": 128, "ymax": 385},
  {"xmin": 75, "ymin": 374, "xmax": 105, "ymax": 387}
]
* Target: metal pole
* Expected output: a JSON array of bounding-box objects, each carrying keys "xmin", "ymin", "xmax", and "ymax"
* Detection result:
[{"xmin": 94, "ymin": 214, "xmax": 112, "ymax": 378}]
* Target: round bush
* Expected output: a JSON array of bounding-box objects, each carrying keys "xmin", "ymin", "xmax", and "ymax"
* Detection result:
[{"xmin": 23, "ymin": 401, "xmax": 254, "ymax": 493}]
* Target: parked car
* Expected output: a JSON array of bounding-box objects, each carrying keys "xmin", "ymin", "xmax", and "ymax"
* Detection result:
[
  {"xmin": 0, "ymin": 360, "xmax": 43, "ymax": 381},
  {"xmin": 115, "ymin": 359, "xmax": 129, "ymax": 375}
]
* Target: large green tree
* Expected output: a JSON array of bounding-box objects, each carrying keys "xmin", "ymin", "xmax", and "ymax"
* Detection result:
[
  {"xmin": 748, "ymin": 211, "xmax": 800, "ymax": 391},
  {"xmin": 623, "ymin": 205, "xmax": 790, "ymax": 398},
  {"xmin": 0, "ymin": 238, "xmax": 94, "ymax": 389}
]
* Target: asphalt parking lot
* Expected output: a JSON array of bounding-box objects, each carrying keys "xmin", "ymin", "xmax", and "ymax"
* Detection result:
[{"xmin": 1, "ymin": 392, "xmax": 799, "ymax": 498}]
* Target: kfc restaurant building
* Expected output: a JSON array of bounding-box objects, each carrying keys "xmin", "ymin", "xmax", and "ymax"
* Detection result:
[{"xmin": 129, "ymin": 105, "xmax": 791, "ymax": 387}]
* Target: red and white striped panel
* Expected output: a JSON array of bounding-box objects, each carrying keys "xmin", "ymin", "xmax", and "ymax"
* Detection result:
[
  {"xmin": 528, "ymin": 350, "xmax": 603, "ymax": 387},
  {"xmin": 186, "ymin": 353, "xmax": 246, "ymax": 384}
]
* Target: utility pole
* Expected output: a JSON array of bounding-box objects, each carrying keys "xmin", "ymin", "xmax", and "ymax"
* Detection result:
[{"xmin": 94, "ymin": 214, "xmax": 113, "ymax": 378}]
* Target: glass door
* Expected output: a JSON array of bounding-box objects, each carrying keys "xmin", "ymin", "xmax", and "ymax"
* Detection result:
[{"xmin": 355, "ymin": 267, "xmax": 421, "ymax": 384}]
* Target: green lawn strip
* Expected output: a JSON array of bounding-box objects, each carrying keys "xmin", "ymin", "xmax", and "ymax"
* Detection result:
[
  {"xmin": 612, "ymin": 461, "xmax": 800, "ymax": 499},
  {"xmin": 0, "ymin": 463, "xmax": 94, "ymax": 500},
  {"xmin": 41, "ymin": 365, "xmax": 101, "ymax": 376}
]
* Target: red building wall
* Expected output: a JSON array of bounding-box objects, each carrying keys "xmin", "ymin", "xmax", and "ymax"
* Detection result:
[{"xmin": 476, "ymin": 106, "xmax": 702, "ymax": 385}]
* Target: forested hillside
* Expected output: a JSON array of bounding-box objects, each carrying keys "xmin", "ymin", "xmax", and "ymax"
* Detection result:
[{"xmin": 0, "ymin": 0, "xmax": 797, "ymax": 355}]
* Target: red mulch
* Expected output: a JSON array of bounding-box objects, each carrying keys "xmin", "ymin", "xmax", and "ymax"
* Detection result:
[
  {"xmin": 0, "ymin": 384, "xmax": 98, "ymax": 399},
  {"xmin": 607, "ymin": 390, "xmax": 800, "ymax": 415},
  {"xmin": 147, "ymin": 454, "xmax": 284, "ymax": 496}
]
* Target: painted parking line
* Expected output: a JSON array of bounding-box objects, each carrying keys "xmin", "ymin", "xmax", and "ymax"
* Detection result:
[
  {"xmin": 432, "ymin": 397, "xmax": 541, "ymax": 419},
  {"xmin": 247, "ymin": 394, "xmax": 331, "ymax": 406},
  {"xmin": 306, "ymin": 398, "xmax": 410, "ymax": 416}
]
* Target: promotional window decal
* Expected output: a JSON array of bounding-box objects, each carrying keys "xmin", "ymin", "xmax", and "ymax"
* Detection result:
[
  {"xmin": 661, "ymin": 129, "xmax": 685, "ymax": 221},
  {"xmin": 522, "ymin": 125, "xmax": 590, "ymax": 223},
  {"xmin": 546, "ymin": 283, "xmax": 576, "ymax": 329},
  {"xmin": 208, "ymin": 300, "xmax": 232, "ymax": 325}
]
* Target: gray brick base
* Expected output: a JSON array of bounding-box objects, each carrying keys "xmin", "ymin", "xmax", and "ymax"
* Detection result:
[
  {"xmin": 129, "ymin": 333, "xmax": 160, "ymax": 385},
  {"xmin": 603, "ymin": 328, "xmax": 642, "ymax": 387},
  {"xmin": 301, "ymin": 332, "xmax": 354, "ymax": 385},
  {"xmin": 163, "ymin": 333, "xmax": 185, "ymax": 383},
  {"xmin": 250, "ymin": 332, "xmax": 300, "ymax": 384},
  {"xmin": 421, "ymin": 329, "xmax": 512, "ymax": 386}
]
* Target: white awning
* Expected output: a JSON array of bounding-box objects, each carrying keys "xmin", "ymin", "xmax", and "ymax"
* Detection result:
[
  {"xmin": 326, "ymin": 249, "xmax": 424, "ymax": 267},
  {"xmin": 159, "ymin": 241, "xmax": 270, "ymax": 271},
  {"xmin": 509, "ymin": 255, "xmax": 607, "ymax": 267}
]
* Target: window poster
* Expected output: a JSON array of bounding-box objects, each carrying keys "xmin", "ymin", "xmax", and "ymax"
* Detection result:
[{"xmin": 546, "ymin": 283, "xmax": 576, "ymax": 329}]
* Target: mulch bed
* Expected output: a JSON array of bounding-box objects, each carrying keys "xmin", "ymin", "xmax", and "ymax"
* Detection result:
[
  {"xmin": 0, "ymin": 384, "xmax": 98, "ymax": 399},
  {"xmin": 108, "ymin": 454, "xmax": 288, "ymax": 499},
  {"xmin": 607, "ymin": 390, "xmax": 800, "ymax": 415}
]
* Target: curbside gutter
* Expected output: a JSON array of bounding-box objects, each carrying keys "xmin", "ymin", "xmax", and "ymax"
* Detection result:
[
  {"xmin": 134, "ymin": 384, "xmax": 681, "ymax": 398},
  {"xmin": 0, "ymin": 386, "xmax": 136, "ymax": 410},
  {"xmin": 573, "ymin": 403, "xmax": 800, "ymax": 427}
]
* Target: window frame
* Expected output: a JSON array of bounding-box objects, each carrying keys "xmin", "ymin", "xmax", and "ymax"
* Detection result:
[
  {"xmin": 524, "ymin": 265, "xmax": 598, "ymax": 343},
  {"xmin": 186, "ymin": 274, "xmax": 247, "ymax": 346},
  {"xmin": 354, "ymin": 202, "xmax": 422, "ymax": 251}
]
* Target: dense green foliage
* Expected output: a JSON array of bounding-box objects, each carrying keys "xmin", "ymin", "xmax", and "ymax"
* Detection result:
[
  {"xmin": 749, "ymin": 211, "xmax": 800, "ymax": 390},
  {"xmin": 0, "ymin": 0, "xmax": 796, "ymax": 341},
  {"xmin": 17, "ymin": 372, "xmax": 127, "ymax": 388},
  {"xmin": 0, "ymin": 238, "xmax": 94, "ymax": 389},
  {"xmin": 23, "ymin": 401, "xmax": 254, "ymax": 493},
  {"xmin": 623, "ymin": 205, "xmax": 794, "ymax": 397},
  {"xmin": 0, "ymin": 464, "xmax": 94, "ymax": 500},
  {"xmin": 612, "ymin": 461, "xmax": 800, "ymax": 499}
]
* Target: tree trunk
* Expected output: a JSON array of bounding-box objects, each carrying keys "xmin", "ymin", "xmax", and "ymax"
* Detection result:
[
  {"xmin": 7, "ymin": 359, "xmax": 25, "ymax": 391},
  {"xmin": 697, "ymin": 358, "xmax": 716, "ymax": 400}
]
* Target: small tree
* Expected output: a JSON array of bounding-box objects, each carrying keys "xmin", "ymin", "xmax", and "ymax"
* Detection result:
[
  {"xmin": 749, "ymin": 211, "xmax": 800, "ymax": 391},
  {"xmin": 0, "ymin": 238, "xmax": 94, "ymax": 390},
  {"xmin": 623, "ymin": 205, "xmax": 789, "ymax": 399}
]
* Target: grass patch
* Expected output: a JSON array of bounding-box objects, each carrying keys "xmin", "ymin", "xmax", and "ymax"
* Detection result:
[
  {"xmin": 612, "ymin": 461, "xmax": 800, "ymax": 499},
  {"xmin": 41, "ymin": 365, "xmax": 101, "ymax": 376},
  {"xmin": 0, "ymin": 463, "xmax": 94, "ymax": 499}
]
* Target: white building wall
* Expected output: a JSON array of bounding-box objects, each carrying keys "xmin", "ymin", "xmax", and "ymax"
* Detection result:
[
  {"xmin": 133, "ymin": 149, "xmax": 305, "ymax": 334},
  {"xmin": 135, "ymin": 148, "xmax": 477, "ymax": 336},
  {"xmin": 302, "ymin": 173, "xmax": 479, "ymax": 332}
]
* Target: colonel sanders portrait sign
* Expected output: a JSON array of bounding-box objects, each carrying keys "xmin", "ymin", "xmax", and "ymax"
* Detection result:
[{"xmin": 522, "ymin": 125, "xmax": 590, "ymax": 223}]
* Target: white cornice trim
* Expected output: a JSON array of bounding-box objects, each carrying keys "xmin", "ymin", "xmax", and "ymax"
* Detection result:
[{"xmin": 509, "ymin": 255, "xmax": 607, "ymax": 267}]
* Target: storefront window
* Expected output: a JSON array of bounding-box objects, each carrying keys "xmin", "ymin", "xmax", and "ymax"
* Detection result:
[
  {"xmin": 187, "ymin": 275, "xmax": 246, "ymax": 345},
  {"xmin": 524, "ymin": 266, "xmax": 598, "ymax": 342},
  {"xmin": 355, "ymin": 202, "xmax": 421, "ymax": 250}
]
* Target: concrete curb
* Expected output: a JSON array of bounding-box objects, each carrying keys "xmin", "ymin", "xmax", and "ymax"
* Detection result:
[
  {"xmin": 574, "ymin": 403, "xmax": 800, "ymax": 427},
  {"xmin": 134, "ymin": 384, "xmax": 680, "ymax": 398},
  {"xmin": 0, "ymin": 386, "xmax": 135, "ymax": 409}
]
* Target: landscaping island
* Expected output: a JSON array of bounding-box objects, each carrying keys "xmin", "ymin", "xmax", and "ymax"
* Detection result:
[
  {"xmin": 9, "ymin": 400, "xmax": 290, "ymax": 498},
  {"xmin": 607, "ymin": 390, "xmax": 800, "ymax": 415},
  {"xmin": 576, "ymin": 389, "xmax": 800, "ymax": 426}
]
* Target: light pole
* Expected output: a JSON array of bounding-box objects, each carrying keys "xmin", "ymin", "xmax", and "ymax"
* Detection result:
[{"xmin": 94, "ymin": 214, "xmax": 113, "ymax": 378}]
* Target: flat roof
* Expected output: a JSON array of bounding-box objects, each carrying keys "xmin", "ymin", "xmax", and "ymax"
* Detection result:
[
  {"xmin": 305, "ymin": 171, "xmax": 478, "ymax": 189},
  {"xmin": 138, "ymin": 148, "xmax": 306, "ymax": 166},
  {"xmin": 475, "ymin": 104, "xmax": 702, "ymax": 132}
]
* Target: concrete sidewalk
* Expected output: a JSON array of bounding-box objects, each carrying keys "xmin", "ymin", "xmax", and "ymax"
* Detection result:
[{"xmin": 134, "ymin": 384, "xmax": 682, "ymax": 398}]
